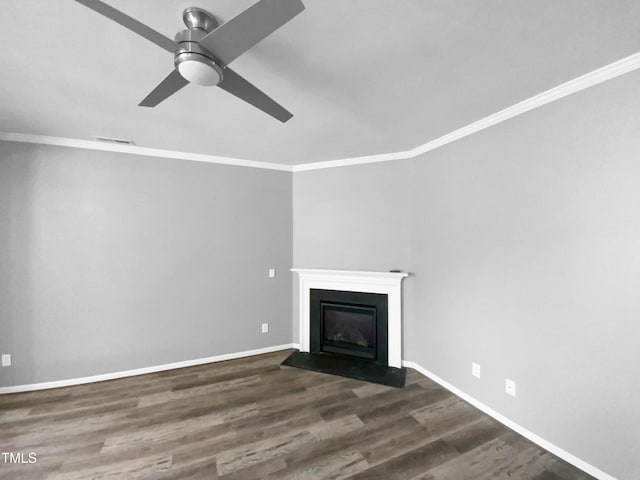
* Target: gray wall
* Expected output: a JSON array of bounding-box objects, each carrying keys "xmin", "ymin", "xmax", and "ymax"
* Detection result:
[
  {"xmin": 293, "ymin": 70, "xmax": 640, "ymax": 479},
  {"xmin": 0, "ymin": 142, "xmax": 292, "ymax": 387}
]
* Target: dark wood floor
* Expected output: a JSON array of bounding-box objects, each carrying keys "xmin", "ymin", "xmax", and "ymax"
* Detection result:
[{"xmin": 0, "ymin": 349, "xmax": 594, "ymax": 480}]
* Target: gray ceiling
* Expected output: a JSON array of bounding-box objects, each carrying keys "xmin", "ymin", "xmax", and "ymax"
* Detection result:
[{"xmin": 2, "ymin": 1, "xmax": 640, "ymax": 165}]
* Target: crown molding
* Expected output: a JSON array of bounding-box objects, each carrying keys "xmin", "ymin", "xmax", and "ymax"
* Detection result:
[
  {"xmin": 291, "ymin": 150, "xmax": 415, "ymax": 172},
  {"xmin": 293, "ymin": 51, "xmax": 640, "ymax": 172},
  {"xmin": 0, "ymin": 132, "xmax": 293, "ymax": 172},
  {"xmin": 3, "ymin": 51, "xmax": 640, "ymax": 173}
]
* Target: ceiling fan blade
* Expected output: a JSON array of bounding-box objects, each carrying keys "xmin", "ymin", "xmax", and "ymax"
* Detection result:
[
  {"xmin": 199, "ymin": 0, "xmax": 305, "ymax": 66},
  {"xmin": 75, "ymin": 0, "xmax": 176, "ymax": 53},
  {"xmin": 218, "ymin": 68, "xmax": 292, "ymax": 122},
  {"xmin": 139, "ymin": 70, "xmax": 189, "ymax": 107}
]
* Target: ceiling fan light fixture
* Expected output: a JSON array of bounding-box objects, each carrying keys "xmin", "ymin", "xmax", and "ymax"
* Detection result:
[{"xmin": 175, "ymin": 53, "xmax": 223, "ymax": 86}]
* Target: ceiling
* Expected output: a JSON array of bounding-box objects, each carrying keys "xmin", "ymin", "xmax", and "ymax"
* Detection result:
[{"xmin": 1, "ymin": 1, "xmax": 640, "ymax": 165}]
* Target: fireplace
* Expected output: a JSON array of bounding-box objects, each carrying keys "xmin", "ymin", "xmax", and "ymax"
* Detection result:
[
  {"xmin": 310, "ymin": 289, "xmax": 388, "ymax": 364},
  {"xmin": 284, "ymin": 269, "xmax": 408, "ymax": 387},
  {"xmin": 291, "ymin": 268, "xmax": 408, "ymax": 368}
]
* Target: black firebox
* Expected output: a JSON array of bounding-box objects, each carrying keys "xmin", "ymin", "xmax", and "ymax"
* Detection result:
[{"xmin": 310, "ymin": 289, "xmax": 388, "ymax": 366}]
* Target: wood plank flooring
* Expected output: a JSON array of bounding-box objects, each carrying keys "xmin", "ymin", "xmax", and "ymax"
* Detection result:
[{"xmin": 0, "ymin": 350, "xmax": 595, "ymax": 479}]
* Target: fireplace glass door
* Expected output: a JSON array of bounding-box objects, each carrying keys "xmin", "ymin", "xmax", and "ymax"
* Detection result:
[{"xmin": 321, "ymin": 303, "xmax": 376, "ymax": 359}]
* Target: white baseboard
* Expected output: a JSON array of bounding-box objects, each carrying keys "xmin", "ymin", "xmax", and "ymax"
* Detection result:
[
  {"xmin": 0, "ymin": 344, "xmax": 297, "ymax": 395},
  {"xmin": 1, "ymin": 348, "xmax": 613, "ymax": 479},
  {"xmin": 403, "ymin": 360, "xmax": 617, "ymax": 480}
]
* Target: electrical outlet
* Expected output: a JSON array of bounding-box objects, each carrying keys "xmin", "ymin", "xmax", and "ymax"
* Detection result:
[
  {"xmin": 261, "ymin": 323, "xmax": 269, "ymax": 333},
  {"xmin": 472, "ymin": 362, "xmax": 481, "ymax": 379},
  {"xmin": 1, "ymin": 354, "xmax": 11, "ymax": 367},
  {"xmin": 505, "ymin": 378, "xmax": 517, "ymax": 397},
  {"xmin": 268, "ymin": 268, "xmax": 276, "ymax": 278}
]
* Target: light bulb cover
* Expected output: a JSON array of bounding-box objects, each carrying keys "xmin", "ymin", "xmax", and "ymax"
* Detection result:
[{"xmin": 175, "ymin": 53, "xmax": 223, "ymax": 86}]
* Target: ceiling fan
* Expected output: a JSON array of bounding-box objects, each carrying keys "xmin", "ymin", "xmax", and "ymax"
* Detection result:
[{"xmin": 75, "ymin": 0, "xmax": 305, "ymax": 122}]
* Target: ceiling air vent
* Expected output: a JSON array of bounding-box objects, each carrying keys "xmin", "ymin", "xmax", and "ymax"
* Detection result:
[{"xmin": 93, "ymin": 136, "xmax": 136, "ymax": 146}]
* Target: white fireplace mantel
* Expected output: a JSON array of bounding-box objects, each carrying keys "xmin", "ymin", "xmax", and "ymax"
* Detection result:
[{"xmin": 291, "ymin": 268, "xmax": 409, "ymax": 368}]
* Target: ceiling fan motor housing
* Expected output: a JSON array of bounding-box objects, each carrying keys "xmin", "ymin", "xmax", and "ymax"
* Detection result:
[{"xmin": 174, "ymin": 29, "xmax": 224, "ymax": 86}]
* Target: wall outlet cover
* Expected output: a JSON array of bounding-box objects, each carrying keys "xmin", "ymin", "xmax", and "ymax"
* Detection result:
[
  {"xmin": 261, "ymin": 323, "xmax": 269, "ymax": 333},
  {"xmin": 472, "ymin": 362, "xmax": 481, "ymax": 378},
  {"xmin": 505, "ymin": 378, "xmax": 517, "ymax": 397},
  {"xmin": 1, "ymin": 354, "xmax": 11, "ymax": 367},
  {"xmin": 268, "ymin": 268, "xmax": 276, "ymax": 278}
]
